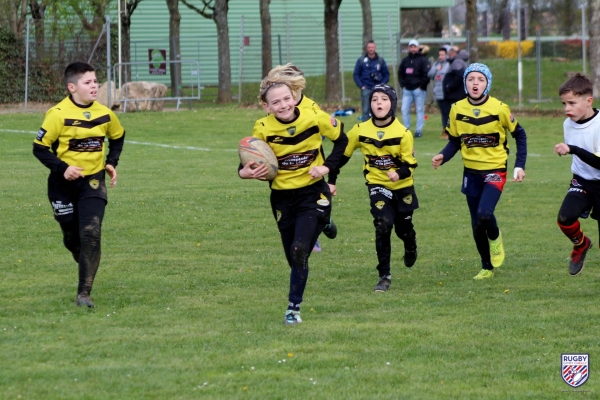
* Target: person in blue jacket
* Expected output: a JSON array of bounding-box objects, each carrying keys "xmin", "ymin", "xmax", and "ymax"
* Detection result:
[{"xmin": 353, "ymin": 40, "xmax": 390, "ymax": 122}]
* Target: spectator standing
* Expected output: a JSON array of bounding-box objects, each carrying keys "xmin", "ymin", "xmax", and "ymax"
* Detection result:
[
  {"xmin": 428, "ymin": 46, "xmax": 451, "ymax": 138},
  {"xmin": 398, "ymin": 39, "xmax": 431, "ymax": 138},
  {"xmin": 442, "ymin": 46, "xmax": 469, "ymax": 107},
  {"xmin": 353, "ymin": 40, "xmax": 390, "ymax": 122}
]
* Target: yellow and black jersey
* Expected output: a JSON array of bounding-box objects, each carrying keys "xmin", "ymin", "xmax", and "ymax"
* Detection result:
[
  {"xmin": 447, "ymin": 95, "xmax": 518, "ymax": 172},
  {"xmin": 345, "ymin": 117, "xmax": 417, "ymax": 190},
  {"xmin": 34, "ymin": 96, "xmax": 125, "ymax": 175},
  {"xmin": 253, "ymin": 107, "xmax": 343, "ymax": 190},
  {"xmin": 296, "ymin": 94, "xmax": 322, "ymax": 112}
]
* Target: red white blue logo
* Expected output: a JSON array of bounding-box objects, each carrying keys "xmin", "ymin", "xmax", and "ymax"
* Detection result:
[{"xmin": 562, "ymin": 354, "xmax": 589, "ymax": 388}]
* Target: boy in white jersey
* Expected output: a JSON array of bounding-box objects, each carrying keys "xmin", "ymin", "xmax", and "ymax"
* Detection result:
[{"xmin": 554, "ymin": 73, "xmax": 600, "ymax": 275}]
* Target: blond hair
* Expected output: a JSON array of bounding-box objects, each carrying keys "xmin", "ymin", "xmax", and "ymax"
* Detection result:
[{"xmin": 258, "ymin": 63, "xmax": 305, "ymax": 103}]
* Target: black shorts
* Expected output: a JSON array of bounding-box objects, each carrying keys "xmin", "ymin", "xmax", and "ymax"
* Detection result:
[
  {"xmin": 48, "ymin": 170, "xmax": 108, "ymax": 223},
  {"xmin": 566, "ymin": 175, "xmax": 600, "ymax": 220},
  {"xmin": 367, "ymin": 184, "xmax": 419, "ymax": 215},
  {"xmin": 270, "ymin": 180, "xmax": 332, "ymax": 231}
]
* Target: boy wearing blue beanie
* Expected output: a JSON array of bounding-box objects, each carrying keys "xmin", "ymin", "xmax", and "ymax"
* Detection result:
[{"xmin": 431, "ymin": 63, "xmax": 528, "ymax": 279}]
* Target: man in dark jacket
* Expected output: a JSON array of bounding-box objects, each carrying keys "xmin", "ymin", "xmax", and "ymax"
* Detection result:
[
  {"xmin": 353, "ymin": 40, "xmax": 390, "ymax": 121},
  {"xmin": 442, "ymin": 47, "xmax": 469, "ymax": 106},
  {"xmin": 398, "ymin": 39, "xmax": 430, "ymax": 138}
]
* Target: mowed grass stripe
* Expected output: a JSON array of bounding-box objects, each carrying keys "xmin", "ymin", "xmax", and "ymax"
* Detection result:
[{"xmin": 1, "ymin": 109, "xmax": 599, "ymax": 399}]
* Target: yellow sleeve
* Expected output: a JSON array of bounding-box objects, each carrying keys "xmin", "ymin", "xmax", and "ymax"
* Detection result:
[
  {"xmin": 34, "ymin": 108, "xmax": 63, "ymax": 147},
  {"xmin": 344, "ymin": 124, "xmax": 360, "ymax": 157},
  {"xmin": 316, "ymin": 110, "xmax": 342, "ymax": 141},
  {"xmin": 499, "ymin": 102, "xmax": 518, "ymax": 132},
  {"xmin": 106, "ymin": 110, "xmax": 125, "ymax": 140},
  {"xmin": 251, "ymin": 119, "xmax": 267, "ymax": 141}
]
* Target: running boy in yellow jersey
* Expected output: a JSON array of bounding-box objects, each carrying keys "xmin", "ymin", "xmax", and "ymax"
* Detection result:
[
  {"xmin": 264, "ymin": 63, "xmax": 338, "ymax": 252},
  {"xmin": 432, "ymin": 63, "xmax": 527, "ymax": 279},
  {"xmin": 328, "ymin": 84, "xmax": 418, "ymax": 292},
  {"xmin": 33, "ymin": 62, "xmax": 125, "ymax": 307},
  {"xmin": 239, "ymin": 76, "xmax": 348, "ymax": 325}
]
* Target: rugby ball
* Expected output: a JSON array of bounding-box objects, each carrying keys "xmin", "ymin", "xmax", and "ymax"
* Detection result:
[{"xmin": 238, "ymin": 137, "xmax": 278, "ymax": 180}]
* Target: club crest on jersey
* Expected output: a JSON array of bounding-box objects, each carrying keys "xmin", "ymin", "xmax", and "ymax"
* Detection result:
[
  {"xmin": 330, "ymin": 116, "xmax": 338, "ymax": 127},
  {"xmin": 89, "ymin": 179, "xmax": 99, "ymax": 189},
  {"xmin": 287, "ymin": 126, "xmax": 296, "ymax": 135},
  {"xmin": 83, "ymin": 111, "xmax": 91, "ymax": 120},
  {"xmin": 403, "ymin": 194, "xmax": 413, "ymax": 204},
  {"xmin": 375, "ymin": 201, "xmax": 385, "ymax": 210},
  {"xmin": 377, "ymin": 131, "xmax": 385, "ymax": 139},
  {"xmin": 276, "ymin": 210, "xmax": 282, "ymax": 222},
  {"xmin": 317, "ymin": 193, "xmax": 330, "ymax": 206},
  {"xmin": 473, "ymin": 108, "xmax": 480, "ymax": 117},
  {"xmin": 562, "ymin": 354, "xmax": 589, "ymax": 388},
  {"xmin": 571, "ymin": 179, "xmax": 582, "ymax": 187},
  {"xmin": 510, "ymin": 114, "xmax": 515, "ymax": 123}
]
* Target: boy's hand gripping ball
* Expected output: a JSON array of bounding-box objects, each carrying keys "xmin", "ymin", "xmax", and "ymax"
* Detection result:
[{"xmin": 238, "ymin": 137, "xmax": 279, "ymax": 180}]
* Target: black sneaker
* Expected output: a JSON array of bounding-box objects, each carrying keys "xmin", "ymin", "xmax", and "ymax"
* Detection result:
[
  {"xmin": 322, "ymin": 219, "xmax": 337, "ymax": 239},
  {"xmin": 569, "ymin": 237, "xmax": 593, "ymax": 276},
  {"xmin": 404, "ymin": 248, "xmax": 417, "ymax": 268},
  {"xmin": 374, "ymin": 275, "xmax": 391, "ymax": 292},
  {"xmin": 76, "ymin": 293, "xmax": 95, "ymax": 308}
]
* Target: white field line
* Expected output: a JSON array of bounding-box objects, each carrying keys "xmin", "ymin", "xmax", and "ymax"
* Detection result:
[
  {"xmin": 1, "ymin": 129, "xmax": 543, "ymax": 156},
  {"xmin": 0, "ymin": 128, "xmax": 238, "ymax": 152}
]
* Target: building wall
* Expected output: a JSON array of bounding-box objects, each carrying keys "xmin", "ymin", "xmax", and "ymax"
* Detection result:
[{"xmin": 129, "ymin": 0, "xmax": 401, "ymax": 87}]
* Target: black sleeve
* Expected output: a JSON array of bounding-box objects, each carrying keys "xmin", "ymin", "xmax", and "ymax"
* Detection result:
[
  {"xmin": 569, "ymin": 145, "xmax": 600, "ymax": 170},
  {"xmin": 510, "ymin": 124, "xmax": 527, "ymax": 169},
  {"xmin": 105, "ymin": 131, "xmax": 125, "ymax": 168},
  {"xmin": 327, "ymin": 155, "xmax": 351, "ymax": 185},
  {"xmin": 32, "ymin": 143, "xmax": 70, "ymax": 176},
  {"xmin": 439, "ymin": 135, "xmax": 461, "ymax": 165},
  {"xmin": 323, "ymin": 130, "xmax": 349, "ymax": 173}
]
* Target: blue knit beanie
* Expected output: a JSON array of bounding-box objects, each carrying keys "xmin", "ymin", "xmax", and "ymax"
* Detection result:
[{"xmin": 463, "ymin": 63, "xmax": 492, "ymax": 95}]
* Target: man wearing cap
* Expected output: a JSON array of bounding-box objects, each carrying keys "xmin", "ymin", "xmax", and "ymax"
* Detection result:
[
  {"xmin": 398, "ymin": 39, "xmax": 431, "ymax": 138},
  {"xmin": 353, "ymin": 40, "xmax": 390, "ymax": 122}
]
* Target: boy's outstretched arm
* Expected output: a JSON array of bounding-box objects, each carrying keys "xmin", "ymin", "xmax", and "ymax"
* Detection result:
[
  {"xmin": 511, "ymin": 124, "xmax": 527, "ymax": 182},
  {"xmin": 432, "ymin": 136, "xmax": 460, "ymax": 169},
  {"xmin": 558, "ymin": 144, "xmax": 600, "ymax": 169}
]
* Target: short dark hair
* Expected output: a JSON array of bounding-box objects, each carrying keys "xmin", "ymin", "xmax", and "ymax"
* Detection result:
[
  {"xmin": 438, "ymin": 47, "xmax": 447, "ymax": 54},
  {"xmin": 559, "ymin": 73, "xmax": 593, "ymax": 97},
  {"xmin": 64, "ymin": 62, "xmax": 95, "ymax": 87},
  {"xmin": 365, "ymin": 40, "xmax": 375, "ymax": 48}
]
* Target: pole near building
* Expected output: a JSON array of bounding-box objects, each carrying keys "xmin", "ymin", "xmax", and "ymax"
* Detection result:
[
  {"xmin": 581, "ymin": 3, "xmax": 587, "ymax": 76},
  {"xmin": 517, "ymin": 0, "xmax": 522, "ymax": 110}
]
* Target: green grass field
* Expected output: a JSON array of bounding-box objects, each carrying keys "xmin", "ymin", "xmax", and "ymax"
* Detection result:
[{"xmin": 1, "ymin": 106, "xmax": 599, "ymax": 399}]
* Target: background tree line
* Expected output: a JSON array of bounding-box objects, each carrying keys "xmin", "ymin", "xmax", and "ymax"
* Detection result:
[{"xmin": 1, "ymin": 0, "xmax": 599, "ymax": 104}]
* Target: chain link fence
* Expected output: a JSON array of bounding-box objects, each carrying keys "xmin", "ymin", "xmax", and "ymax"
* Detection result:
[{"xmin": 11, "ymin": 13, "xmax": 590, "ymax": 107}]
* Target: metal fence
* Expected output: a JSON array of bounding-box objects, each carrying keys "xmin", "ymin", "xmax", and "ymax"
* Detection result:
[{"xmin": 18, "ymin": 13, "xmax": 590, "ymax": 108}]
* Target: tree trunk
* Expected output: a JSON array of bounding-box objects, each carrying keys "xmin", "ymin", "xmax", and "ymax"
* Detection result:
[
  {"xmin": 214, "ymin": 0, "xmax": 232, "ymax": 103},
  {"xmin": 259, "ymin": 0, "xmax": 272, "ymax": 78},
  {"xmin": 166, "ymin": 0, "xmax": 181, "ymax": 96},
  {"xmin": 590, "ymin": 0, "xmax": 600, "ymax": 97},
  {"xmin": 324, "ymin": 0, "xmax": 341, "ymax": 103},
  {"xmin": 359, "ymin": 0, "xmax": 372, "ymax": 46},
  {"xmin": 29, "ymin": 0, "xmax": 46, "ymax": 59},
  {"xmin": 465, "ymin": 0, "xmax": 478, "ymax": 63},
  {"xmin": 8, "ymin": 0, "xmax": 27, "ymax": 39},
  {"xmin": 121, "ymin": 2, "xmax": 131, "ymax": 86},
  {"xmin": 493, "ymin": 0, "xmax": 509, "ymax": 35}
]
